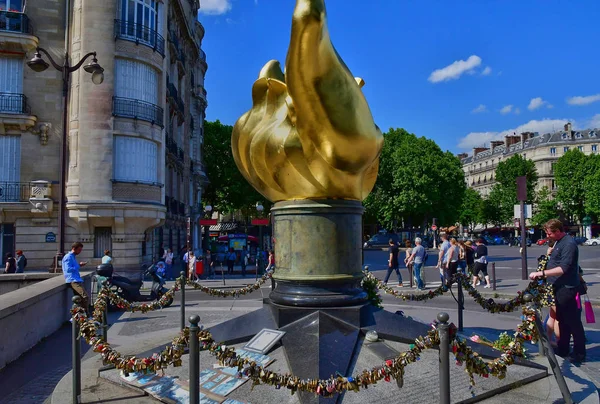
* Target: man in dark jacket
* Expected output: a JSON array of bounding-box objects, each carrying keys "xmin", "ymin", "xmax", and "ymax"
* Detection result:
[{"xmin": 529, "ymin": 219, "xmax": 586, "ymax": 363}]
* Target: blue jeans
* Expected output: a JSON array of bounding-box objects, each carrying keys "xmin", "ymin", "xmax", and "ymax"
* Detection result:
[
  {"xmin": 458, "ymin": 261, "xmax": 466, "ymax": 274},
  {"xmin": 413, "ymin": 262, "xmax": 424, "ymax": 289},
  {"xmin": 384, "ymin": 265, "xmax": 402, "ymax": 284}
]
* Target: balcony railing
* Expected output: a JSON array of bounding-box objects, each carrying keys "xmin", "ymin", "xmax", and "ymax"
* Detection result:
[
  {"xmin": 113, "ymin": 97, "xmax": 164, "ymax": 127},
  {"xmin": 166, "ymin": 132, "xmax": 178, "ymax": 156},
  {"xmin": 114, "ymin": 19, "xmax": 165, "ymax": 57},
  {"xmin": 0, "ymin": 11, "xmax": 33, "ymax": 34},
  {"xmin": 0, "ymin": 182, "xmax": 31, "ymax": 202},
  {"xmin": 0, "ymin": 93, "xmax": 31, "ymax": 114}
]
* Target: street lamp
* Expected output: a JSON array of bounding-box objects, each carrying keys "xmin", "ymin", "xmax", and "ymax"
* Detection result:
[
  {"xmin": 27, "ymin": 47, "xmax": 104, "ymax": 272},
  {"xmin": 202, "ymin": 204, "xmax": 213, "ymax": 251}
]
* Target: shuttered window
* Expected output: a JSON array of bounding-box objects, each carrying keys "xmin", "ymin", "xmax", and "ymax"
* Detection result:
[
  {"xmin": 114, "ymin": 59, "xmax": 158, "ymax": 104},
  {"xmin": 94, "ymin": 227, "xmax": 112, "ymax": 258},
  {"xmin": 0, "ymin": 136, "xmax": 20, "ymax": 182},
  {"xmin": 113, "ymin": 135, "xmax": 158, "ymax": 183},
  {"xmin": 0, "ymin": 56, "xmax": 23, "ymax": 94}
]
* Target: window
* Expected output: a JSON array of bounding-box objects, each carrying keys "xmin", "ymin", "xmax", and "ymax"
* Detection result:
[
  {"xmin": 0, "ymin": 0, "xmax": 23, "ymax": 11},
  {"xmin": 590, "ymin": 131, "xmax": 596, "ymax": 138},
  {"xmin": 115, "ymin": 59, "xmax": 159, "ymax": 105},
  {"xmin": 552, "ymin": 180, "xmax": 556, "ymax": 190},
  {"xmin": 592, "ymin": 145, "xmax": 598, "ymax": 153},
  {"xmin": 575, "ymin": 132, "xmax": 582, "ymax": 139},
  {"xmin": 0, "ymin": 135, "xmax": 20, "ymax": 184},
  {"xmin": 94, "ymin": 227, "xmax": 112, "ymax": 258},
  {"xmin": 113, "ymin": 136, "xmax": 158, "ymax": 184},
  {"xmin": 0, "ymin": 56, "xmax": 24, "ymax": 113},
  {"xmin": 578, "ymin": 146, "xmax": 584, "ymax": 152},
  {"xmin": 562, "ymin": 133, "xmax": 568, "ymax": 140},
  {"xmin": 118, "ymin": 0, "xmax": 161, "ymax": 39},
  {"xmin": 523, "ymin": 153, "xmax": 526, "ymax": 159},
  {"xmin": 564, "ymin": 146, "xmax": 569, "ymax": 153},
  {"xmin": 550, "ymin": 147, "xmax": 556, "ymax": 156}
]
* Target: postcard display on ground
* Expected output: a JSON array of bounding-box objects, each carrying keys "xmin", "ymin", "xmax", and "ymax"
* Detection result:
[{"xmin": 120, "ymin": 348, "xmax": 273, "ymax": 404}]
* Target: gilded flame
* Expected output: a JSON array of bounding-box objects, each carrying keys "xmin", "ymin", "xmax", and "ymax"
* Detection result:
[{"xmin": 232, "ymin": 0, "xmax": 383, "ymax": 202}]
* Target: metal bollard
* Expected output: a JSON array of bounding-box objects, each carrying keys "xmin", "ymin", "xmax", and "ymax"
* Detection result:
[
  {"xmin": 180, "ymin": 271, "xmax": 187, "ymax": 331},
  {"xmin": 457, "ymin": 279, "xmax": 464, "ymax": 332},
  {"xmin": 72, "ymin": 296, "xmax": 82, "ymax": 404},
  {"xmin": 523, "ymin": 293, "xmax": 573, "ymax": 404},
  {"xmin": 189, "ymin": 315, "xmax": 201, "ymax": 404},
  {"xmin": 437, "ymin": 312, "xmax": 451, "ymax": 404},
  {"xmin": 491, "ymin": 262, "xmax": 497, "ymax": 291}
]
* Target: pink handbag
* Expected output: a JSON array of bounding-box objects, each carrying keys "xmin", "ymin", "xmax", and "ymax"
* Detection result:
[
  {"xmin": 584, "ymin": 295, "xmax": 596, "ymax": 324},
  {"xmin": 576, "ymin": 293, "xmax": 581, "ymax": 309}
]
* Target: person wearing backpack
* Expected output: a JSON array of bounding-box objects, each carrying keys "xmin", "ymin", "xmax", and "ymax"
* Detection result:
[
  {"xmin": 406, "ymin": 237, "xmax": 426, "ymax": 290},
  {"xmin": 16, "ymin": 250, "xmax": 27, "ymax": 273}
]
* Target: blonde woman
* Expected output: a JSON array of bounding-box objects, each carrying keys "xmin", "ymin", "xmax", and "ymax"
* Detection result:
[
  {"xmin": 444, "ymin": 238, "xmax": 459, "ymax": 285},
  {"xmin": 187, "ymin": 250, "xmax": 197, "ymax": 282}
]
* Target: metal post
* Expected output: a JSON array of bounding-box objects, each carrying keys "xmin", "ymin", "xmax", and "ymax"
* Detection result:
[
  {"xmin": 523, "ymin": 294, "xmax": 573, "ymax": 404},
  {"xmin": 72, "ymin": 296, "xmax": 82, "ymax": 404},
  {"xmin": 491, "ymin": 262, "xmax": 497, "ymax": 291},
  {"xmin": 520, "ymin": 200, "xmax": 528, "ymax": 280},
  {"xmin": 189, "ymin": 315, "xmax": 200, "ymax": 404},
  {"xmin": 457, "ymin": 280, "xmax": 464, "ymax": 332},
  {"xmin": 437, "ymin": 312, "xmax": 450, "ymax": 404},
  {"xmin": 180, "ymin": 271, "xmax": 186, "ymax": 331}
]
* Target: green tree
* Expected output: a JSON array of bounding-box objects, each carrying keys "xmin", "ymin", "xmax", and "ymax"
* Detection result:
[
  {"xmin": 203, "ymin": 120, "xmax": 270, "ymax": 214},
  {"xmin": 555, "ymin": 149, "xmax": 593, "ymax": 222},
  {"xmin": 482, "ymin": 185, "xmax": 514, "ymax": 227},
  {"xmin": 531, "ymin": 186, "xmax": 560, "ymax": 227},
  {"xmin": 364, "ymin": 128, "xmax": 466, "ymax": 229},
  {"xmin": 584, "ymin": 154, "xmax": 600, "ymax": 219},
  {"xmin": 459, "ymin": 188, "xmax": 483, "ymax": 232}
]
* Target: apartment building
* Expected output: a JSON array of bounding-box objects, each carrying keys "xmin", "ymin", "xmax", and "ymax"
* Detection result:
[
  {"xmin": 0, "ymin": 0, "xmax": 208, "ymax": 269},
  {"xmin": 459, "ymin": 123, "xmax": 599, "ymax": 197}
]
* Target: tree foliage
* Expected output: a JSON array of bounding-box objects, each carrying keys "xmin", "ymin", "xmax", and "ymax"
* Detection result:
[
  {"xmin": 583, "ymin": 154, "xmax": 600, "ymax": 220},
  {"xmin": 531, "ymin": 186, "xmax": 560, "ymax": 227},
  {"xmin": 554, "ymin": 149, "xmax": 593, "ymax": 222},
  {"xmin": 203, "ymin": 120, "xmax": 270, "ymax": 214},
  {"xmin": 364, "ymin": 128, "xmax": 466, "ymax": 229},
  {"xmin": 459, "ymin": 188, "xmax": 483, "ymax": 232}
]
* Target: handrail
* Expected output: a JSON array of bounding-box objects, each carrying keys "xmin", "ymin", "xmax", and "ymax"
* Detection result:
[{"xmin": 114, "ymin": 19, "xmax": 165, "ymax": 57}]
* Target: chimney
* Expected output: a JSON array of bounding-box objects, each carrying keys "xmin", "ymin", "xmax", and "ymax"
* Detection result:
[
  {"xmin": 490, "ymin": 140, "xmax": 503, "ymax": 151},
  {"xmin": 520, "ymin": 131, "xmax": 534, "ymax": 143},
  {"xmin": 564, "ymin": 122, "xmax": 572, "ymax": 134},
  {"xmin": 504, "ymin": 135, "xmax": 521, "ymax": 148},
  {"xmin": 472, "ymin": 147, "xmax": 489, "ymax": 157},
  {"xmin": 457, "ymin": 153, "xmax": 468, "ymax": 160}
]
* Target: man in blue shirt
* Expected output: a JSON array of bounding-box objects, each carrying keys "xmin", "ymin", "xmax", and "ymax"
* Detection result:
[{"xmin": 62, "ymin": 242, "xmax": 89, "ymax": 315}]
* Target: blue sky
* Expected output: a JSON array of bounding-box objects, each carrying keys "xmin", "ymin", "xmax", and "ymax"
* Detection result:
[{"xmin": 198, "ymin": 0, "xmax": 600, "ymax": 154}]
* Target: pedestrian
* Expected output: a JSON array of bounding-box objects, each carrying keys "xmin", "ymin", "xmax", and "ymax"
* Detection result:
[
  {"xmin": 241, "ymin": 246, "xmax": 249, "ymax": 277},
  {"xmin": 530, "ymin": 219, "xmax": 586, "ymax": 363},
  {"xmin": 457, "ymin": 240, "xmax": 467, "ymax": 275},
  {"xmin": 437, "ymin": 232, "xmax": 451, "ymax": 285},
  {"xmin": 205, "ymin": 250, "xmax": 214, "ymax": 278},
  {"xmin": 163, "ymin": 248, "xmax": 174, "ymax": 280},
  {"xmin": 62, "ymin": 242, "xmax": 89, "ymax": 316},
  {"xmin": 472, "ymin": 238, "xmax": 491, "ymax": 288},
  {"xmin": 406, "ymin": 237, "xmax": 426, "ymax": 290},
  {"xmin": 265, "ymin": 250, "xmax": 275, "ymax": 272},
  {"xmin": 403, "ymin": 240, "xmax": 414, "ymax": 287},
  {"xmin": 444, "ymin": 238, "xmax": 460, "ymax": 285},
  {"xmin": 4, "ymin": 253, "xmax": 16, "ymax": 274},
  {"xmin": 101, "ymin": 249, "xmax": 112, "ymax": 265},
  {"xmin": 187, "ymin": 250, "xmax": 197, "ymax": 282},
  {"xmin": 383, "ymin": 239, "xmax": 402, "ymax": 287},
  {"xmin": 15, "ymin": 250, "xmax": 27, "ymax": 273},
  {"xmin": 226, "ymin": 248, "xmax": 236, "ymax": 275},
  {"xmin": 464, "ymin": 240, "xmax": 475, "ymax": 277},
  {"xmin": 542, "ymin": 242, "xmax": 560, "ymax": 345}
]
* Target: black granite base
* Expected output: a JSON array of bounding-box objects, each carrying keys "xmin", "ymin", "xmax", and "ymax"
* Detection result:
[{"xmin": 208, "ymin": 300, "xmax": 545, "ymax": 404}]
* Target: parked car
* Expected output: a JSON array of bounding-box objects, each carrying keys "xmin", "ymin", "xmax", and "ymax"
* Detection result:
[
  {"xmin": 573, "ymin": 236, "xmax": 588, "ymax": 245},
  {"xmin": 536, "ymin": 237, "xmax": 550, "ymax": 246},
  {"xmin": 584, "ymin": 238, "xmax": 600, "ymax": 246},
  {"xmin": 364, "ymin": 233, "xmax": 400, "ymax": 248}
]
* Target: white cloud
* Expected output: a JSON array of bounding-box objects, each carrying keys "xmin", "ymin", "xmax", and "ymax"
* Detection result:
[
  {"xmin": 589, "ymin": 114, "xmax": 600, "ymax": 128},
  {"xmin": 500, "ymin": 105, "xmax": 513, "ymax": 115},
  {"xmin": 428, "ymin": 55, "xmax": 482, "ymax": 83},
  {"xmin": 199, "ymin": 0, "xmax": 232, "ymax": 15},
  {"xmin": 528, "ymin": 97, "xmax": 552, "ymax": 111},
  {"xmin": 471, "ymin": 104, "xmax": 487, "ymax": 114},
  {"xmin": 481, "ymin": 66, "xmax": 492, "ymax": 76},
  {"xmin": 458, "ymin": 118, "xmax": 574, "ymax": 149},
  {"xmin": 566, "ymin": 94, "xmax": 600, "ymax": 106},
  {"xmin": 514, "ymin": 108, "xmax": 521, "ymax": 115}
]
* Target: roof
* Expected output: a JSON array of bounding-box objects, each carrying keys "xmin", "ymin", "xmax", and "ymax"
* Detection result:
[{"xmin": 461, "ymin": 128, "xmax": 599, "ymax": 165}]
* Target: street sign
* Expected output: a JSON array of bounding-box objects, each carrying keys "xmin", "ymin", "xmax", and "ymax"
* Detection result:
[
  {"xmin": 199, "ymin": 219, "xmax": 218, "ymax": 226},
  {"xmin": 431, "ymin": 225, "xmax": 437, "ymax": 231},
  {"xmin": 45, "ymin": 232, "xmax": 56, "ymax": 242},
  {"xmin": 514, "ymin": 205, "xmax": 532, "ymax": 219},
  {"xmin": 252, "ymin": 218, "xmax": 270, "ymax": 226}
]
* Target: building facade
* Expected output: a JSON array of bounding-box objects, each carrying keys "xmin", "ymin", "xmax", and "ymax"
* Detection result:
[
  {"xmin": 0, "ymin": 0, "xmax": 208, "ymax": 269},
  {"xmin": 460, "ymin": 123, "xmax": 599, "ymax": 197}
]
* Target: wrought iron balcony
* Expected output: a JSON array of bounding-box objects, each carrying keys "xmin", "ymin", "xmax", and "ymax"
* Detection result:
[
  {"xmin": 0, "ymin": 11, "xmax": 33, "ymax": 34},
  {"xmin": 114, "ymin": 19, "xmax": 165, "ymax": 57},
  {"xmin": 0, "ymin": 93, "xmax": 31, "ymax": 114},
  {"xmin": 0, "ymin": 182, "xmax": 31, "ymax": 202},
  {"xmin": 112, "ymin": 96, "xmax": 164, "ymax": 127}
]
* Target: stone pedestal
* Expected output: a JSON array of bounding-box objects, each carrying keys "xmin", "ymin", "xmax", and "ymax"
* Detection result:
[{"xmin": 269, "ymin": 199, "xmax": 367, "ymax": 307}]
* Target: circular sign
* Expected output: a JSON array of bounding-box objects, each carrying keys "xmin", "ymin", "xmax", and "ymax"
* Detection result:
[{"xmin": 431, "ymin": 225, "xmax": 437, "ymax": 231}]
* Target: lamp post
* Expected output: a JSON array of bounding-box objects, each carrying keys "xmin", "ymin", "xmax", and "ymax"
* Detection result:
[
  {"xmin": 27, "ymin": 47, "xmax": 104, "ymax": 272},
  {"xmin": 202, "ymin": 204, "xmax": 213, "ymax": 251},
  {"xmin": 255, "ymin": 202, "xmax": 264, "ymax": 279}
]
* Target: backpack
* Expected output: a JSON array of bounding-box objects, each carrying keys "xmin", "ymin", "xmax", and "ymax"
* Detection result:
[{"xmin": 23, "ymin": 256, "xmax": 27, "ymax": 268}]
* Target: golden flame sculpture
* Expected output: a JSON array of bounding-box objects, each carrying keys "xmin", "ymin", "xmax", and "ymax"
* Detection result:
[{"xmin": 232, "ymin": 0, "xmax": 383, "ymax": 202}]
